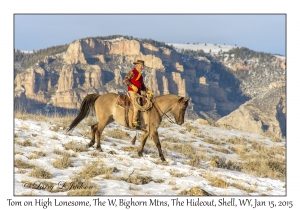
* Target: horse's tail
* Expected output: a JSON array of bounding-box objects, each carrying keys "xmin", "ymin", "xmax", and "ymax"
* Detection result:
[{"xmin": 66, "ymin": 94, "xmax": 100, "ymax": 132}]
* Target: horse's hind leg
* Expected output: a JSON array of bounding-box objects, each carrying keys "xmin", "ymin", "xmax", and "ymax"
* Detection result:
[
  {"xmin": 151, "ymin": 130, "xmax": 166, "ymax": 161},
  {"xmin": 137, "ymin": 131, "xmax": 149, "ymax": 157},
  {"xmin": 95, "ymin": 120, "xmax": 110, "ymax": 152},
  {"xmin": 88, "ymin": 123, "xmax": 98, "ymax": 147}
]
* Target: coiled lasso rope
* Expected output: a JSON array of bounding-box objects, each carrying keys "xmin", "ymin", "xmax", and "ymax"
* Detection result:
[{"xmin": 134, "ymin": 95, "xmax": 152, "ymax": 111}]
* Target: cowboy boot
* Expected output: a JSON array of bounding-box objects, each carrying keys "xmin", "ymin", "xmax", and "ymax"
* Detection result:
[{"xmin": 132, "ymin": 110, "xmax": 140, "ymax": 127}]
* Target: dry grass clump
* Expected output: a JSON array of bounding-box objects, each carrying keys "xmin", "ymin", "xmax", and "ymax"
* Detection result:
[
  {"xmin": 225, "ymin": 137, "xmax": 248, "ymax": 146},
  {"xmin": 53, "ymin": 149, "xmax": 77, "ymax": 157},
  {"xmin": 32, "ymin": 150, "xmax": 47, "ymax": 157},
  {"xmin": 118, "ymin": 174, "xmax": 152, "ymax": 185},
  {"xmin": 179, "ymin": 186, "xmax": 212, "ymax": 196},
  {"xmin": 160, "ymin": 121, "xmax": 171, "ymax": 128},
  {"xmin": 169, "ymin": 169, "xmax": 185, "ymax": 178},
  {"xmin": 228, "ymin": 145, "xmax": 250, "ymax": 156},
  {"xmin": 162, "ymin": 142, "xmax": 196, "ymax": 158},
  {"xmin": 209, "ymin": 146, "xmax": 230, "ymax": 154},
  {"xmin": 63, "ymin": 140, "xmax": 88, "ymax": 152},
  {"xmin": 14, "ymin": 150, "xmax": 24, "ymax": 155},
  {"xmin": 28, "ymin": 153, "xmax": 39, "ymax": 159},
  {"xmin": 184, "ymin": 122, "xmax": 198, "ymax": 132},
  {"xmin": 185, "ymin": 156, "xmax": 203, "ymax": 168},
  {"xmin": 241, "ymin": 157, "xmax": 286, "ymax": 181},
  {"xmin": 209, "ymin": 156, "xmax": 242, "ymax": 171},
  {"xmin": 16, "ymin": 169, "xmax": 27, "ymax": 174},
  {"xmin": 28, "ymin": 167, "xmax": 53, "ymax": 179},
  {"xmin": 163, "ymin": 136, "xmax": 181, "ymax": 143},
  {"xmin": 52, "ymin": 153, "xmax": 73, "ymax": 169},
  {"xmin": 230, "ymin": 182, "xmax": 257, "ymax": 193},
  {"xmin": 153, "ymin": 178, "xmax": 165, "ymax": 183},
  {"xmin": 66, "ymin": 175, "xmax": 100, "ymax": 196},
  {"xmin": 105, "ymin": 128, "xmax": 131, "ymax": 140},
  {"xmin": 14, "ymin": 159, "xmax": 35, "ymax": 169},
  {"xmin": 16, "ymin": 139, "xmax": 33, "ymax": 147},
  {"xmin": 206, "ymin": 174, "xmax": 229, "ymax": 188},
  {"xmin": 76, "ymin": 161, "xmax": 118, "ymax": 180},
  {"xmin": 80, "ymin": 130, "xmax": 91, "ymax": 139},
  {"xmin": 202, "ymin": 137, "xmax": 222, "ymax": 145},
  {"xmin": 122, "ymin": 146, "xmax": 136, "ymax": 152}
]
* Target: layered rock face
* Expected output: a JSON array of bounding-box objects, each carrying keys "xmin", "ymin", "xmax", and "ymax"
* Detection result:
[
  {"xmin": 217, "ymin": 86, "xmax": 286, "ymax": 138},
  {"xmin": 14, "ymin": 37, "xmax": 286, "ymax": 137}
]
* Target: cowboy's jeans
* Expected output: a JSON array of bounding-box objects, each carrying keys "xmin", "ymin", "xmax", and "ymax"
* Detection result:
[{"xmin": 128, "ymin": 91, "xmax": 139, "ymax": 123}]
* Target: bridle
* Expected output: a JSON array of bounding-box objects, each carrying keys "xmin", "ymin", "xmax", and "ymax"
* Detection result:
[{"xmin": 153, "ymin": 99, "xmax": 187, "ymax": 124}]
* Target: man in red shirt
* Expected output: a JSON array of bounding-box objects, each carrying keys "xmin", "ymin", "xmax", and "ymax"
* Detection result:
[{"xmin": 123, "ymin": 60, "xmax": 153, "ymax": 127}]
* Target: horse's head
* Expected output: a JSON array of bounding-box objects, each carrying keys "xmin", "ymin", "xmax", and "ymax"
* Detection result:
[{"xmin": 171, "ymin": 97, "xmax": 190, "ymax": 125}]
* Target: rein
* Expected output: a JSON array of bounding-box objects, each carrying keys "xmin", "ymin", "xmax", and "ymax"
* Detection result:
[{"xmin": 153, "ymin": 102, "xmax": 175, "ymax": 124}]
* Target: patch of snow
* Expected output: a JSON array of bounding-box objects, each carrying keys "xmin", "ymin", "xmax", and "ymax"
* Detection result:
[{"xmin": 14, "ymin": 117, "xmax": 285, "ymax": 196}]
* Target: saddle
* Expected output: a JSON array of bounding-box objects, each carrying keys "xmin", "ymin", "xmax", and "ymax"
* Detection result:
[{"xmin": 116, "ymin": 94, "xmax": 132, "ymax": 127}]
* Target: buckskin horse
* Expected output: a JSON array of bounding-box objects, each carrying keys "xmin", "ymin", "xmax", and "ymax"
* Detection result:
[{"xmin": 67, "ymin": 93, "xmax": 189, "ymax": 161}]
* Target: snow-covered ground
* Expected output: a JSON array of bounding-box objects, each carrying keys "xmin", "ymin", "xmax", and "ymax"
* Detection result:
[
  {"xmin": 167, "ymin": 43, "xmax": 238, "ymax": 55},
  {"xmin": 14, "ymin": 115, "xmax": 286, "ymax": 196}
]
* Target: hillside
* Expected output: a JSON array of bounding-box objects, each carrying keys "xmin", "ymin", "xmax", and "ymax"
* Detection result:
[
  {"xmin": 14, "ymin": 35, "xmax": 286, "ymax": 138},
  {"xmin": 14, "ymin": 112, "xmax": 285, "ymax": 196}
]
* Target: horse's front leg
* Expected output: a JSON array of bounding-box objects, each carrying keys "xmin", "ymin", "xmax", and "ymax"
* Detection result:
[
  {"xmin": 88, "ymin": 123, "xmax": 97, "ymax": 148},
  {"xmin": 137, "ymin": 131, "xmax": 149, "ymax": 157},
  {"xmin": 151, "ymin": 130, "xmax": 166, "ymax": 161}
]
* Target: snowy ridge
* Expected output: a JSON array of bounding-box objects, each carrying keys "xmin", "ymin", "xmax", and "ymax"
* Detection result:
[{"xmin": 14, "ymin": 117, "xmax": 285, "ymax": 196}]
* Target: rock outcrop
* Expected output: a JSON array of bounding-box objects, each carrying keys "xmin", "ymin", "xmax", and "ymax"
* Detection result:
[
  {"xmin": 14, "ymin": 37, "xmax": 286, "ymax": 137},
  {"xmin": 217, "ymin": 86, "xmax": 286, "ymax": 138}
]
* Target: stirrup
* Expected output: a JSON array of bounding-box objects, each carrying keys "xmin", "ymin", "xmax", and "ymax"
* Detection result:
[{"xmin": 132, "ymin": 121, "xmax": 140, "ymax": 127}]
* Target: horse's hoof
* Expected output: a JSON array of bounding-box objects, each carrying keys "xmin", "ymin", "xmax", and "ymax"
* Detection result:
[
  {"xmin": 138, "ymin": 151, "xmax": 143, "ymax": 157},
  {"xmin": 96, "ymin": 147, "xmax": 103, "ymax": 152},
  {"xmin": 88, "ymin": 142, "xmax": 95, "ymax": 147},
  {"xmin": 161, "ymin": 157, "xmax": 166, "ymax": 162}
]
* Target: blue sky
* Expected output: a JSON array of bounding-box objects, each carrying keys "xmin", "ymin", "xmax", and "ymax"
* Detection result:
[{"xmin": 14, "ymin": 14, "xmax": 286, "ymax": 55}]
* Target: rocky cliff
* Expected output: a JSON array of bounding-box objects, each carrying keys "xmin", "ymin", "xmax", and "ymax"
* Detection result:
[
  {"xmin": 217, "ymin": 86, "xmax": 286, "ymax": 138},
  {"xmin": 14, "ymin": 36, "xmax": 286, "ymax": 137}
]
